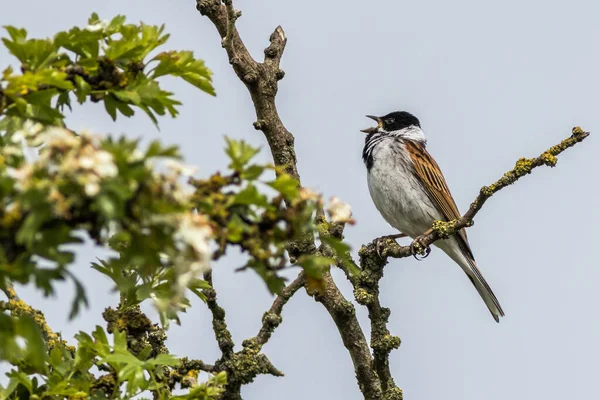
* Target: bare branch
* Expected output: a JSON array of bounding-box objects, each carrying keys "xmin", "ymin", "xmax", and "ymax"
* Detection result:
[
  {"xmin": 196, "ymin": 0, "xmax": 299, "ymax": 181},
  {"xmin": 255, "ymin": 272, "xmax": 305, "ymax": 347}
]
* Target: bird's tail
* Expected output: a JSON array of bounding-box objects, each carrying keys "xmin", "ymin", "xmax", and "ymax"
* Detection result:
[
  {"xmin": 435, "ymin": 237, "xmax": 505, "ymax": 322},
  {"xmin": 464, "ymin": 257, "xmax": 504, "ymax": 322}
]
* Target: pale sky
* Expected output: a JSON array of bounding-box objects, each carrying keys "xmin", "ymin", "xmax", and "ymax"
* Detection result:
[{"xmin": 1, "ymin": 1, "xmax": 599, "ymax": 399}]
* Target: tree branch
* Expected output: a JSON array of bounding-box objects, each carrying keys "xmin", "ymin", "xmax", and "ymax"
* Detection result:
[
  {"xmin": 203, "ymin": 271, "xmax": 235, "ymax": 358},
  {"xmin": 311, "ymin": 271, "xmax": 384, "ymax": 399},
  {"xmin": 196, "ymin": 0, "xmax": 298, "ymax": 181},
  {"xmin": 195, "ymin": 1, "xmax": 383, "ymax": 398},
  {"xmin": 1, "ymin": 284, "xmax": 72, "ymax": 351},
  {"xmin": 255, "ymin": 271, "xmax": 305, "ymax": 347},
  {"xmin": 377, "ymin": 126, "xmax": 590, "ymax": 259}
]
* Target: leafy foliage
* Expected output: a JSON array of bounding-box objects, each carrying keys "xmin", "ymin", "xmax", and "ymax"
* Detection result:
[
  {"xmin": 0, "ymin": 323, "xmax": 226, "ymax": 399},
  {"xmin": 0, "ymin": 14, "xmax": 214, "ymax": 126},
  {"xmin": 0, "ymin": 12, "xmax": 356, "ymax": 400},
  {"xmin": 0, "ymin": 122, "xmax": 215, "ymax": 326},
  {"xmin": 192, "ymin": 138, "xmax": 354, "ymax": 293}
]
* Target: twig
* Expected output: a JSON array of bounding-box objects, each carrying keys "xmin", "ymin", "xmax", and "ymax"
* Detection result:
[
  {"xmin": 255, "ymin": 272, "xmax": 305, "ymax": 346},
  {"xmin": 1, "ymin": 283, "xmax": 69, "ymax": 349},
  {"xmin": 202, "ymin": 271, "xmax": 235, "ymax": 358},
  {"xmin": 379, "ymin": 126, "xmax": 590, "ymax": 259}
]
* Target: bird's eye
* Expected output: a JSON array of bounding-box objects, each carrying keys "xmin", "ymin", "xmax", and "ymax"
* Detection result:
[{"xmin": 385, "ymin": 118, "xmax": 395, "ymax": 125}]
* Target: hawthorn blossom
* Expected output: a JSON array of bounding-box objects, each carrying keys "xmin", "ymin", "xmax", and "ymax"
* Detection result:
[{"xmin": 326, "ymin": 196, "xmax": 355, "ymax": 225}]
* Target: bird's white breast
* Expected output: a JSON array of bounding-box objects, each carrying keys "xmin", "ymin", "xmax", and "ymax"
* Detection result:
[{"xmin": 367, "ymin": 138, "xmax": 443, "ymax": 238}]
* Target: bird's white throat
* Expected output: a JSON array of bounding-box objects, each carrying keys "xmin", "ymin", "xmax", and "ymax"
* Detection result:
[{"xmin": 383, "ymin": 125, "xmax": 427, "ymax": 145}]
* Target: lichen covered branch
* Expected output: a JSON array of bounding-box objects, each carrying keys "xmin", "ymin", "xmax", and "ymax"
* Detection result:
[
  {"xmin": 256, "ymin": 272, "xmax": 305, "ymax": 346},
  {"xmin": 195, "ymin": 1, "xmax": 384, "ymax": 398},
  {"xmin": 311, "ymin": 271, "xmax": 385, "ymax": 400},
  {"xmin": 203, "ymin": 271, "xmax": 235, "ymax": 358},
  {"xmin": 1, "ymin": 284, "xmax": 71, "ymax": 350},
  {"xmin": 200, "ymin": 269, "xmax": 295, "ymax": 400},
  {"xmin": 376, "ymin": 126, "xmax": 590, "ymax": 259}
]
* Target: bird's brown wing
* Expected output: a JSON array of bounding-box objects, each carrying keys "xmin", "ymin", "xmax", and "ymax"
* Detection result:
[
  {"xmin": 405, "ymin": 141, "xmax": 473, "ymax": 258},
  {"xmin": 405, "ymin": 141, "xmax": 504, "ymax": 321}
]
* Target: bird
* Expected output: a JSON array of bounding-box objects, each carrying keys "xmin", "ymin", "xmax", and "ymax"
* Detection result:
[{"xmin": 361, "ymin": 111, "xmax": 504, "ymax": 322}]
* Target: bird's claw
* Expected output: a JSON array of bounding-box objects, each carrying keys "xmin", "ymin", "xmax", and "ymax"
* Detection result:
[{"xmin": 410, "ymin": 237, "xmax": 431, "ymax": 261}]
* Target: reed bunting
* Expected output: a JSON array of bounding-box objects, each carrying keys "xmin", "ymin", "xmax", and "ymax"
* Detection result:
[{"xmin": 361, "ymin": 111, "xmax": 504, "ymax": 322}]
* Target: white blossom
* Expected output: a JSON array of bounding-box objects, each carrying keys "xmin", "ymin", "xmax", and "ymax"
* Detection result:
[
  {"xmin": 78, "ymin": 156, "xmax": 95, "ymax": 169},
  {"xmin": 299, "ymin": 187, "xmax": 321, "ymax": 202},
  {"xmin": 44, "ymin": 127, "xmax": 79, "ymax": 148},
  {"xmin": 177, "ymin": 213, "xmax": 213, "ymax": 260},
  {"xmin": 128, "ymin": 149, "xmax": 144, "ymax": 162},
  {"xmin": 326, "ymin": 196, "xmax": 354, "ymax": 224},
  {"xmin": 12, "ymin": 120, "xmax": 43, "ymax": 143},
  {"xmin": 84, "ymin": 182, "xmax": 100, "ymax": 196},
  {"xmin": 7, "ymin": 165, "xmax": 34, "ymax": 189},
  {"xmin": 164, "ymin": 159, "xmax": 198, "ymax": 177},
  {"xmin": 93, "ymin": 151, "xmax": 118, "ymax": 178}
]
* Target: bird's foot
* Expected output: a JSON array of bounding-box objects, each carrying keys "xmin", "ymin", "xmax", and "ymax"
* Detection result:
[
  {"xmin": 410, "ymin": 236, "xmax": 431, "ymax": 261},
  {"xmin": 375, "ymin": 233, "xmax": 407, "ymax": 259}
]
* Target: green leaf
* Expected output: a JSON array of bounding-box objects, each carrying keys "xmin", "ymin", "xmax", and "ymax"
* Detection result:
[
  {"xmin": 232, "ymin": 184, "xmax": 268, "ymax": 207},
  {"xmin": 102, "ymin": 352, "xmax": 139, "ymax": 365},
  {"xmin": 145, "ymin": 353, "xmax": 179, "ymax": 367},
  {"xmin": 16, "ymin": 208, "xmax": 52, "ymax": 247},
  {"xmin": 113, "ymin": 90, "xmax": 141, "ymax": 105},
  {"xmin": 5, "ymin": 371, "xmax": 33, "ymax": 394},
  {"xmin": 187, "ymin": 278, "xmax": 210, "ymax": 302},
  {"xmin": 15, "ymin": 315, "xmax": 49, "ymax": 373},
  {"xmin": 242, "ymin": 164, "xmax": 265, "ymax": 180},
  {"xmin": 91, "ymin": 326, "xmax": 110, "ymax": 356},
  {"xmin": 2, "ymin": 27, "xmax": 58, "ymax": 70},
  {"xmin": 74, "ymin": 75, "xmax": 91, "ymax": 104},
  {"xmin": 319, "ymin": 235, "xmax": 360, "ymax": 276},
  {"xmin": 0, "ymin": 375, "xmax": 20, "ymax": 398},
  {"xmin": 114, "ymin": 98, "xmax": 135, "ymax": 118},
  {"xmin": 66, "ymin": 271, "xmax": 90, "ymax": 320},
  {"xmin": 150, "ymin": 50, "xmax": 215, "ymax": 96},
  {"xmin": 145, "ymin": 140, "xmax": 181, "ymax": 159},
  {"xmin": 225, "ymin": 137, "xmax": 260, "ymax": 171},
  {"xmin": 104, "ymin": 95, "xmax": 118, "ymax": 121},
  {"xmin": 296, "ymin": 254, "xmax": 333, "ymax": 278},
  {"xmin": 267, "ymin": 174, "xmax": 299, "ymax": 199},
  {"xmin": 56, "ymin": 91, "xmax": 71, "ymax": 111},
  {"xmin": 250, "ymin": 260, "xmax": 286, "ymax": 294}
]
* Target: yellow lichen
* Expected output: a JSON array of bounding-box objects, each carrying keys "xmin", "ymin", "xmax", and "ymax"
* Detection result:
[
  {"xmin": 186, "ymin": 369, "xmax": 199, "ymax": 379},
  {"xmin": 354, "ymin": 288, "xmax": 373, "ymax": 305},
  {"xmin": 431, "ymin": 220, "xmax": 460, "ymax": 239},
  {"xmin": 480, "ymin": 185, "xmax": 494, "ymax": 197},
  {"xmin": 540, "ymin": 152, "xmax": 558, "ymax": 167},
  {"xmin": 513, "ymin": 157, "xmax": 533, "ymax": 176},
  {"xmin": 7, "ymin": 298, "xmax": 59, "ymax": 345}
]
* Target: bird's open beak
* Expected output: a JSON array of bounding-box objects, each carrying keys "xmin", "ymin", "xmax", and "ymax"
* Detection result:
[{"xmin": 360, "ymin": 115, "xmax": 381, "ymax": 134}]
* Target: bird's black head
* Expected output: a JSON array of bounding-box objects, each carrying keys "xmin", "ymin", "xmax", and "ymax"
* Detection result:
[{"xmin": 360, "ymin": 111, "xmax": 421, "ymax": 134}]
